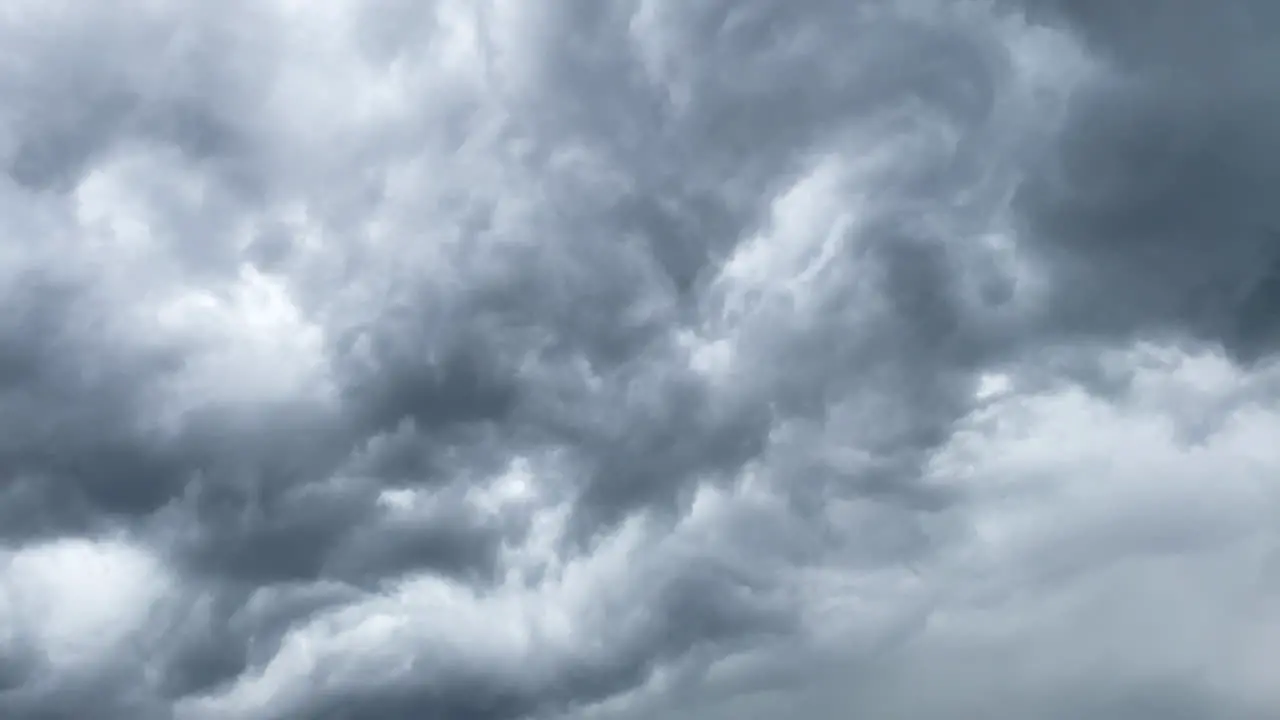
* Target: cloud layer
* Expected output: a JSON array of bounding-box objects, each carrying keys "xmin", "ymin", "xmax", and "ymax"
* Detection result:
[{"xmin": 2, "ymin": 1, "xmax": 1278, "ymax": 718}]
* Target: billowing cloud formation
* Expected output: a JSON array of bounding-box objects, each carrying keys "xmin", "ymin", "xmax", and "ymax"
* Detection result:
[{"xmin": 1, "ymin": 1, "xmax": 1278, "ymax": 718}]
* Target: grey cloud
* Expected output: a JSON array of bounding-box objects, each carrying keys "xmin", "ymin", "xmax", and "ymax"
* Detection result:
[
  {"xmin": 321, "ymin": 494, "xmax": 515, "ymax": 587},
  {"xmin": 2, "ymin": 1, "xmax": 1279, "ymax": 719},
  {"xmin": 286, "ymin": 551, "xmax": 796, "ymax": 720},
  {"xmin": 1015, "ymin": 0, "xmax": 1280, "ymax": 361},
  {"xmin": 157, "ymin": 581, "xmax": 364, "ymax": 701},
  {"xmin": 0, "ymin": 274, "xmax": 189, "ymax": 532}
]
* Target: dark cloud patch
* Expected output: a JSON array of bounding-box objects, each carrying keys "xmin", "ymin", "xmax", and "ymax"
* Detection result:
[
  {"xmin": 548, "ymin": 361, "xmax": 774, "ymax": 540},
  {"xmin": 0, "ymin": 275, "xmax": 190, "ymax": 533},
  {"xmin": 138, "ymin": 101, "xmax": 247, "ymax": 166},
  {"xmin": 0, "ymin": 657, "xmax": 172, "ymax": 720},
  {"xmin": 156, "ymin": 592, "xmax": 258, "ymax": 700},
  {"xmin": 0, "ymin": 643, "xmax": 37, "ymax": 695},
  {"xmin": 323, "ymin": 502, "xmax": 512, "ymax": 588},
  {"xmin": 1, "ymin": 8, "xmax": 261, "ymax": 199},
  {"xmin": 337, "ymin": 332, "xmax": 522, "ymax": 439},
  {"xmin": 1231, "ymin": 249, "xmax": 1280, "ymax": 359},
  {"xmin": 171, "ymin": 478, "xmax": 375, "ymax": 584},
  {"xmin": 244, "ymin": 221, "xmax": 296, "ymax": 271},
  {"xmin": 611, "ymin": 191, "xmax": 738, "ymax": 297},
  {"xmin": 156, "ymin": 582, "xmax": 361, "ymax": 701},
  {"xmin": 1015, "ymin": 0, "xmax": 1280, "ymax": 363},
  {"xmin": 7, "ymin": 90, "xmax": 136, "ymax": 192},
  {"xmin": 8, "ymin": 94, "xmax": 245, "ymax": 195}
]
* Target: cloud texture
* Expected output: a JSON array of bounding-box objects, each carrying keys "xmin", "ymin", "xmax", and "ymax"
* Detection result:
[{"xmin": 1, "ymin": 1, "xmax": 1279, "ymax": 718}]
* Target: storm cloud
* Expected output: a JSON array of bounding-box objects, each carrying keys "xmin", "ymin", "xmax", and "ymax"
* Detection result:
[{"xmin": 1, "ymin": 1, "xmax": 1279, "ymax": 718}]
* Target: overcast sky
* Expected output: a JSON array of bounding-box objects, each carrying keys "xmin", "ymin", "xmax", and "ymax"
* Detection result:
[{"xmin": 1, "ymin": 1, "xmax": 1279, "ymax": 718}]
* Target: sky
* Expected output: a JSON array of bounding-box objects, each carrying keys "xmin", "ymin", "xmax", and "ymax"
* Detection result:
[{"xmin": 1, "ymin": 1, "xmax": 1279, "ymax": 718}]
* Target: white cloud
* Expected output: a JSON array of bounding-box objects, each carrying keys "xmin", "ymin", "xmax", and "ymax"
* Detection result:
[
  {"xmin": 0, "ymin": 537, "xmax": 172, "ymax": 674},
  {"xmin": 621, "ymin": 345, "xmax": 1280, "ymax": 718}
]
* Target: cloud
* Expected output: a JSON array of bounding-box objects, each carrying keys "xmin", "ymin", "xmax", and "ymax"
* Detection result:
[
  {"xmin": 0, "ymin": 537, "xmax": 176, "ymax": 717},
  {"xmin": 1, "ymin": 1, "xmax": 1278, "ymax": 718},
  {"xmin": 1015, "ymin": 0, "xmax": 1280, "ymax": 361}
]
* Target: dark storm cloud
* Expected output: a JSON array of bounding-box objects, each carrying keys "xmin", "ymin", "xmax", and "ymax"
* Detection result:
[
  {"xmin": 1015, "ymin": 0, "xmax": 1280, "ymax": 362},
  {"xmin": 0, "ymin": 272, "xmax": 190, "ymax": 535},
  {"xmin": 1, "ymin": 1, "xmax": 1279, "ymax": 719}
]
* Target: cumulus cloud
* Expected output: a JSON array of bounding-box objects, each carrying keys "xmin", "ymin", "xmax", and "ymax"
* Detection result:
[{"xmin": 1, "ymin": 1, "xmax": 1278, "ymax": 718}]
